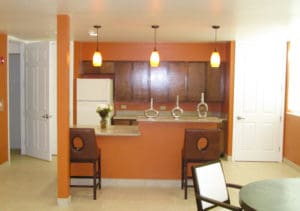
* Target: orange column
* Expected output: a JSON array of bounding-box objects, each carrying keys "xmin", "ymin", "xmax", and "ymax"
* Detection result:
[
  {"xmin": 0, "ymin": 33, "xmax": 8, "ymax": 164},
  {"xmin": 57, "ymin": 15, "xmax": 70, "ymax": 201}
]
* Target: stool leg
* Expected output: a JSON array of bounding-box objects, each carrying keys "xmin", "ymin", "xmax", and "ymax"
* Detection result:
[
  {"xmin": 181, "ymin": 158, "xmax": 184, "ymax": 189},
  {"xmin": 184, "ymin": 161, "xmax": 187, "ymax": 199},
  {"xmin": 93, "ymin": 162, "xmax": 97, "ymax": 200}
]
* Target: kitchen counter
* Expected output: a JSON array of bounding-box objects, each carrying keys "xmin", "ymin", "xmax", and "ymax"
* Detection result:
[
  {"xmin": 137, "ymin": 116, "xmax": 225, "ymax": 123},
  {"xmin": 73, "ymin": 125, "xmax": 140, "ymax": 136},
  {"xmin": 113, "ymin": 110, "xmax": 226, "ymax": 124}
]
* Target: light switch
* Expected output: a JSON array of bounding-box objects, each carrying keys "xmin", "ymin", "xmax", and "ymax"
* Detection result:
[
  {"xmin": 121, "ymin": 104, "xmax": 127, "ymax": 109},
  {"xmin": 0, "ymin": 98, "xmax": 3, "ymax": 111}
]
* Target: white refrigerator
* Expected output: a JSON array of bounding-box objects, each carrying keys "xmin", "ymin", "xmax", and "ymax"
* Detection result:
[{"xmin": 77, "ymin": 78, "xmax": 113, "ymax": 125}]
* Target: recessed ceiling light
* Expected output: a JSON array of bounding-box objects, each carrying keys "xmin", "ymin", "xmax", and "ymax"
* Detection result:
[{"xmin": 88, "ymin": 29, "xmax": 97, "ymax": 37}]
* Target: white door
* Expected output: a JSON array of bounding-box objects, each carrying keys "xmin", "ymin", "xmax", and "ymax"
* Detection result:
[
  {"xmin": 24, "ymin": 42, "xmax": 52, "ymax": 161},
  {"xmin": 233, "ymin": 41, "xmax": 286, "ymax": 161}
]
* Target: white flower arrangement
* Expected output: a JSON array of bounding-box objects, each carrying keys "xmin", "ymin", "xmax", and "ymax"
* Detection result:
[{"xmin": 96, "ymin": 104, "xmax": 113, "ymax": 119}]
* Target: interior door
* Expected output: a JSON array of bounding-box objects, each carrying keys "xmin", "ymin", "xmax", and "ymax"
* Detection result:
[
  {"xmin": 24, "ymin": 42, "xmax": 51, "ymax": 161},
  {"xmin": 233, "ymin": 41, "xmax": 286, "ymax": 161}
]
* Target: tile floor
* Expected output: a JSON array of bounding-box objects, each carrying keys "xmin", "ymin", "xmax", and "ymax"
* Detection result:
[{"xmin": 1, "ymin": 151, "xmax": 300, "ymax": 211}]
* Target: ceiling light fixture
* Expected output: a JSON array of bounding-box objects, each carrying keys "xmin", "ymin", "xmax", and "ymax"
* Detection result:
[
  {"xmin": 210, "ymin": 25, "xmax": 221, "ymax": 68},
  {"xmin": 92, "ymin": 25, "xmax": 102, "ymax": 67},
  {"xmin": 150, "ymin": 25, "xmax": 160, "ymax": 67}
]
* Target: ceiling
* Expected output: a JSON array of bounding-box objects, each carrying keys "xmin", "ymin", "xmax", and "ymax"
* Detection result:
[{"xmin": 1, "ymin": 0, "xmax": 300, "ymax": 42}]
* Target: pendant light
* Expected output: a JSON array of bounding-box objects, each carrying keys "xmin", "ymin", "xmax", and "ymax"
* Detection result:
[
  {"xmin": 150, "ymin": 25, "xmax": 160, "ymax": 67},
  {"xmin": 92, "ymin": 25, "xmax": 102, "ymax": 67},
  {"xmin": 210, "ymin": 25, "xmax": 221, "ymax": 68}
]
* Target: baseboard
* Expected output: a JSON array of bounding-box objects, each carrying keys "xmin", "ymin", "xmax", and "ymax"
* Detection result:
[
  {"xmin": 57, "ymin": 196, "xmax": 71, "ymax": 207},
  {"xmin": 283, "ymin": 158, "xmax": 300, "ymax": 171},
  {"xmin": 71, "ymin": 178, "xmax": 181, "ymax": 188}
]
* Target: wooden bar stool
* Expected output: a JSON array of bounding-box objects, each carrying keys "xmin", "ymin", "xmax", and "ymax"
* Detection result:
[
  {"xmin": 181, "ymin": 128, "xmax": 222, "ymax": 199},
  {"xmin": 70, "ymin": 128, "xmax": 101, "ymax": 200}
]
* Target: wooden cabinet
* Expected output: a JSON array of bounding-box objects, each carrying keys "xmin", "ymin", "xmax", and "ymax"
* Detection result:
[
  {"xmin": 111, "ymin": 60, "xmax": 225, "ymax": 103},
  {"xmin": 168, "ymin": 62, "xmax": 187, "ymax": 102},
  {"xmin": 132, "ymin": 62, "xmax": 149, "ymax": 102},
  {"xmin": 187, "ymin": 62, "xmax": 206, "ymax": 102},
  {"xmin": 80, "ymin": 60, "xmax": 114, "ymax": 74},
  {"xmin": 206, "ymin": 63, "xmax": 225, "ymax": 102},
  {"xmin": 150, "ymin": 62, "xmax": 169, "ymax": 102},
  {"xmin": 114, "ymin": 62, "xmax": 132, "ymax": 101}
]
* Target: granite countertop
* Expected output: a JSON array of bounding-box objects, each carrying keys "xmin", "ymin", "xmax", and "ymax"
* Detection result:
[
  {"xmin": 73, "ymin": 125, "xmax": 141, "ymax": 137},
  {"xmin": 113, "ymin": 110, "xmax": 227, "ymax": 123}
]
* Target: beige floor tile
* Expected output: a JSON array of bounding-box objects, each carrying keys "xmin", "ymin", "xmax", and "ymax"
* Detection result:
[{"xmin": 1, "ymin": 151, "xmax": 300, "ymax": 211}]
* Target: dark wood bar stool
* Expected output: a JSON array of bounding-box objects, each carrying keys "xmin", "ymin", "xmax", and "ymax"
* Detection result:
[
  {"xmin": 70, "ymin": 128, "xmax": 101, "ymax": 200},
  {"xmin": 181, "ymin": 128, "xmax": 222, "ymax": 199}
]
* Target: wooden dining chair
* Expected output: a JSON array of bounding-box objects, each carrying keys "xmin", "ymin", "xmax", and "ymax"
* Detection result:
[
  {"xmin": 192, "ymin": 160, "xmax": 242, "ymax": 211},
  {"xmin": 181, "ymin": 128, "xmax": 223, "ymax": 199},
  {"xmin": 69, "ymin": 128, "xmax": 101, "ymax": 200}
]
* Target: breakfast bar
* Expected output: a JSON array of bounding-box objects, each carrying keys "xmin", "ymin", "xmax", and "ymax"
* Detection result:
[{"xmin": 72, "ymin": 115, "xmax": 227, "ymax": 180}]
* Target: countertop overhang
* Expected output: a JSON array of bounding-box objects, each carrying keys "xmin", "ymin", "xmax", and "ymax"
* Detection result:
[{"xmin": 73, "ymin": 125, "xmax": 141, "ymax": 137}]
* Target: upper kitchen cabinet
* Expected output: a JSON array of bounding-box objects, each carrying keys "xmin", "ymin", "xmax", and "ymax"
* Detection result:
[
  {"xmin": 206, "ymin": 63, "xmax": 226, "ymax": 102},
  {"xmin": 80, "ymin": 60, "xmax": 115, "ymax": 74},
  {"xmin": 132, "ymin": 62, "xmax": 150, "ymax": 102},
  {"xmin": 168, "ymin": 62, "xmax": 187, "ymax": 102},
  {"xmin": 187, "ymin": 62, "xmax": 206, "ymax": 102},
  {"xmin": 114, "ymin": 62, "xmax": 133, "ymax": 101},
  {"xmin": 150, "ymin": 62, "xmax": 169, "ymax": 102}
]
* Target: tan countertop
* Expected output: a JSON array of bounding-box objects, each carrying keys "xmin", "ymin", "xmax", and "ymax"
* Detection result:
[
  {"xmin": 136, "ymin": 115, "xmax": 225, "ymax": 123},
  {"xmin": 113, "ymin": 110, "xmax": 226, "ymax": 123},
  {"xmin": 73, "ymin": 125, "xmax": 141, "ymax": 137}
]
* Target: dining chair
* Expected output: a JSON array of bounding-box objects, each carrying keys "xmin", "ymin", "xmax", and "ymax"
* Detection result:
[
  {"xmin": 181, "ymin": 128, "xmax": 222, "ymax": 199},
  {"xmin": 192, "ymin": 160, "xmax": 242, "ymax": 211},
  {"xmin": 70, "ymin": 128, "xmax": 101, "ymax": 200}
]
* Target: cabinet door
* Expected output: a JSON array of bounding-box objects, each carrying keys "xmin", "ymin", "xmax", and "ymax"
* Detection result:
[
  {"xmin": 114, "ymin": 62, "xmax": 133, "ymax": 101},
  {"xmin": 206, "ymin": 63, "xmax": 225, "ymax": 102},
  {"xmin": 80, "ymin": 61, "xmax": 114, "ymax": 74},
  {"xmin": 132, "ymin": 62, "xmax": 149, "ymax": 102},
  {"xmin": 168, "ymin": 62, "xmax": 187, "ymax": 102},
  {"xmin": 150, "ymin": 62, "xmax": 169, "ymax": 102},
  {"xmin": 187, "ymin": 62, "xmax": 206, "ymax": 102}
]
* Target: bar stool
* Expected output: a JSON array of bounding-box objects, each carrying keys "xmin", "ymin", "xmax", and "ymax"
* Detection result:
[
  {"xmin": 181, "ymin": 128, "xmax": 222, "ymax": 199},
  {"xmin": 70, "ymin": 128, "xmax": 101, "ymax": 200}
]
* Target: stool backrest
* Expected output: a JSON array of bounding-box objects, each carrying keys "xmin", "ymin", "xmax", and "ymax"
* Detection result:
[
  {"xmin": 183, "ymin": 128, "xmax": 222, "ymax": 160},
  {"xmin": 70, "ymin": 128, "xmax": 98, "ymax": 161}
]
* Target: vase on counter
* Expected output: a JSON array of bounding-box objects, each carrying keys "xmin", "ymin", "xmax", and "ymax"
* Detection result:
[{"xmin": 100, "ymin": 118, "xmax": 107, "ymax": 129}]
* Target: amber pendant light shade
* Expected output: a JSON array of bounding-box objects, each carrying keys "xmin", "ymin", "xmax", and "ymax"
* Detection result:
[
  {"xmin": 210, "ymin": 25, "xmax": 221, "ymax": 68},
  {"xmin": 92, "ymin": 25, "xmax": 102, "ymax": 67},
  {"xmin": 150, "ymin": 25, "xmax": 160, "ymax": 67},
  {"xmin": 210, "ymin": 49, "xmax": 221, "ymax": 68}
]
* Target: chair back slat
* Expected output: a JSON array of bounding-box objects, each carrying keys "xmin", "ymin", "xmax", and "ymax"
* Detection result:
[
  {"xmin": 70, "ymin": 128, "xmax": 98, "ymax": 161},
  {"xmin": 183, "ymin": 128, "xmax": 222, "ymax": 161}
]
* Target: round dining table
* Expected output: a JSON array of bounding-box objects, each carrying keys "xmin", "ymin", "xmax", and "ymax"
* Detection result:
[{"xmin": 239, "ymin": 178, "xmax": 300, "ymax": 211}]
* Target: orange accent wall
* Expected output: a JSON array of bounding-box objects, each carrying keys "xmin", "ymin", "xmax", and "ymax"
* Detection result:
[
  {"xmin": 284, "ymin": 114, "xmax": 300, "ymax": 165},
  {"xmin": 71, "ymin": 122, "xmax": 219, "ymax": 179},
  {"xmin": 0, "ymin": 34, "xmax": 8, "ymax": 164},
  {"xmin": 75, "ymin": 42, "xmax": 229, "ymax": 62},
  {"xmin": 57, "ymin": 15, "xmax": 70, "ymax": 199}
]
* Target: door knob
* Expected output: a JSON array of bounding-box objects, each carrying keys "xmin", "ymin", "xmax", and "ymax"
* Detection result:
[
  {"xmin": 237, "ymin": 116, "xmax": 245, "ymax": 120},
  {"xmin": 42, "ymin": 114, "xmax": 52, "ymax": 119}
]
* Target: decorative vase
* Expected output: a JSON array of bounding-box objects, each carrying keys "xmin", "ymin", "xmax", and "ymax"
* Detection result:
[{"xmin": 100, "ymin": 118, "xmax": 107, "ymax": 129}]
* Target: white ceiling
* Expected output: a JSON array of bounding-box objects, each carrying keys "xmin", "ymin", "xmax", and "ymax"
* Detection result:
[{"xmin": 1, "ymin": 0, "xmax": 300, "ymax": 42}]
